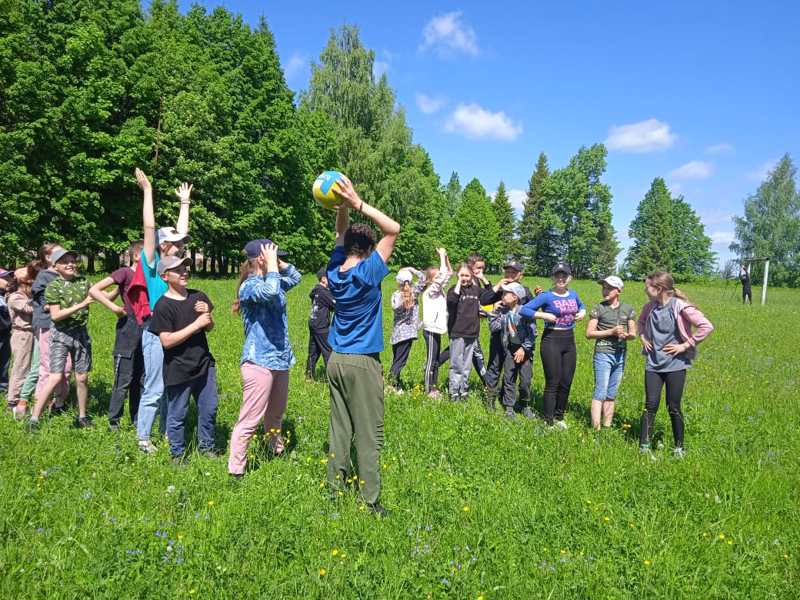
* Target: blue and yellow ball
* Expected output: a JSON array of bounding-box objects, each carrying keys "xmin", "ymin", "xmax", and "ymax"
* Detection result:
[{"xmin": 312, "ymin": 170, "xmax": 346, "ymax": 210}]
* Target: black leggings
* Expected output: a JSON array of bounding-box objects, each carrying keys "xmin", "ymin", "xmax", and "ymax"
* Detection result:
[
  {"xmin": 389, "ymin": 338, "xmax": 414, "ymax": 385},
  {"xmin": 422, "ymin": 331, "xmax": 442, "ymax": 392},
  {"xmin": 539, "ymin": 329, "xmax": 576, "ymax": 424},
  {"xmin": 639, "ymin": 370, "xmax": 687, "ymax": 448}
]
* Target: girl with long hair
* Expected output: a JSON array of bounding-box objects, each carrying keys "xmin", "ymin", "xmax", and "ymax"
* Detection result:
[
  {"xmin": 387, "ymin": 266, "xmax": 426, "ymax": 392},
  {"xmin": 421, "ymin": 248, "xmax": 451, "ymax": 397},
  {"xmin": 638, "ymin": 271, "xmax": 714, "ymax": 457}
]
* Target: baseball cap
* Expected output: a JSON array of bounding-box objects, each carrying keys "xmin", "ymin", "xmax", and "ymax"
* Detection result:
[
  {"xmin": 243, "ymin": 239, "xmax": 288, "ymax": 259},
  {"xmin": 157, "ymin": 227, "xmax": 189, "ymax": 245},
  {"xmin": 51, "ymin": 248, "xmax": 79, "ymax": 264},
  {"xmin": 0, "ymin": 268, "xmax": 12, "ymax": 279},
  {"xmin": 157, "ymin": 255, "xmax": 191, "ymax": 275},
  {"xmin": 316, "ymin": 267, "xmax": 327, "ymax": 281},
  {"xmin": 501, "ymin": 282, "xmax": 526, "ymax": 301},
  {"xmin": 551, "ymin": 262, "xmax": 572, "ymax": 276},
  {"xmin": 599, "ymin": 275, "xmax": 624, "ymax": 290},
  {"xmin": 503, "ymin": 260, "xmax": 524, "ymax": 272},
  {"xmin": 396, "ymin": 270, "xmax": 414, "ymax": 283}
]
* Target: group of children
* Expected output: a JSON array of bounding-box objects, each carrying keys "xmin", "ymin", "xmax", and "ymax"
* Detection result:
[{"xmin": 0, "ymin": 172, "xmax": 715, "ymax": 508}]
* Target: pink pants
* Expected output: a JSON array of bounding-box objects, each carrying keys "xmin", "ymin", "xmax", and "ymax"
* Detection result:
[
  {"xmin": 36, "ymin": 328, "xmax": 71, "ymax": 403},
  {"xmin": 227, "ymin": 363, "xmax": 289, "ymax": 475}
]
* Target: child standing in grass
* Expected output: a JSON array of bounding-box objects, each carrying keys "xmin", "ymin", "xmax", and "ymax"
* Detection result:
[
  {"xmin": 29, "ymin": 249, "xmax": 94, "ymax": 429},
  {"xmin": 6, "ymin": 266, "xmax": 36, "ymax": 417},
  {"xmin": 148, "ymin": 255, "xmax": 217, "ymax": 462},
  {"xmin": 306, "ymin": 267, "xmax": 335, "ymax": 380},
  {"xmin": 586, "ymin": 276, "xmax": 637, "ymax": 430},
  {"xmin": 446, "ymin": 264, "xmax": 482, "ymax": 402},
  {"xmin": 488, "ymin": 282, "xmax": 536, "ymax": 419},
  {"xmin": 89, "ymin": 240, "xmax": 145, "ymax": 431},
  {"xmin": 520, "ymin": 262, "xmax": 586, "ymax": 428},
  {"xmin": 228, "ymin": 240, "xmax": 301, "ymax": 477},
  {"xmin": 388, "ymin": 266, "xmax": 425, "ymax": 392},
  {"xmin": 638, "ymin": 271, "xmax": 713, "ymax": 457},
  {"xmin": 421, "ymin": 248, "xmax": 451, "ymax": 397}
]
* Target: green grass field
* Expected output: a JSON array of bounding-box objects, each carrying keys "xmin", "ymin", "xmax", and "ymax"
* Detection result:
[{"xmin": 1, "ymin": 275, "xmax": 798, "ymax": 599}]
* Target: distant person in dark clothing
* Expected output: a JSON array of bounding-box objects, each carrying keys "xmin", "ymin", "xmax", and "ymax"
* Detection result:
[
  {"xmin": 306, "ymin": 267, "xmax": 335, "ymax": 379},
  {"xmin": 740, "ymin": 265, "xmax": 752, "ymax": 305}
]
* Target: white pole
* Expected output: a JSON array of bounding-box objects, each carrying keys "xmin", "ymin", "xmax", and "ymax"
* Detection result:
[{"xmin": 761, "ymin": 259, "xmax": 769, "ymax": 305}]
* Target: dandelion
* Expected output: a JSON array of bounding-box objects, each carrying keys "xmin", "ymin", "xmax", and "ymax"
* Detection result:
[
  {"xmin": 462, "ymin": 506, "xmax": 470, "ymax": 513},
  {"xmin": 644, "ymin": 559, "xmax": 652, "ymax": 567},
  {"xmin": 337, "ymin": 491, "xmax": 343, "ymax": 497},
  {"xmin": 560, "ymin": 549, "xmax": 567, "ymax": 555},
  {"xmin": 177, "ymin": 534, "xmax": 184, "ymax": 541},
  {"xmin": 718, "ymin": 533, "xmax": 725, "ymax": 540},
  {"xmin": 727, "ymin": 539, "xmax": 733, "ymax": 546},
  {"xmin": 319, "ymin": 568, "xmax": 327, "ymax": 577},
  {"xmin": 207, "ymin": 500, "xmax": 215, "ymax": 508},
  {"xmin": 331, "ymin": 549, "xmax": 339, "ymax": 556},
  {"xmin": 603, "ymin": 516, "xmax": 610, "ymax": 523},
  {"xmin": 319, "ymin": 458, "xmax": 327, "ymax": 464},
  {"xmin": 477, "ymin": 595, "xmax": 485, "ymax": 600},
  {"xmin": 784, "ymin": 554, "xmax": 790, "ymax": 560},
  {"xmin": 703, "ymin": 532, "xmax": 709, "ymax": 538}
]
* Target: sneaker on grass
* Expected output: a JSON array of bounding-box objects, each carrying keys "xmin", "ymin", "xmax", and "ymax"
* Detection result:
[
  {"xmin": 366, "ymin": 502, "xmax": 390, "ymax": 518},
  {"xmin": 138, "ymin": 440, "xmax": 157, "ymax": 455},
  {"xmin": 554, "ymin": 419, "xmax": 568, "ymax": 430},
  {"xmin": 75, "ymin": 416, "xmax": 93, "ymax": 429},
  {"xmin": 673, "ymin": 447, "xmax": 686, "ymax": 459},
  {"xmin": 504, "ymin": 407, "xmax": 516, "ymax": 420},
  {"xmin": 521, "ymin": 407, "xmax": 536, "ymax": 419}
]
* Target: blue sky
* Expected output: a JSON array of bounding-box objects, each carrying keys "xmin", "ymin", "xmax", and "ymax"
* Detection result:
[{"xmin": 174, "ymin": 0, "xmax": 799, "ymax": 267}]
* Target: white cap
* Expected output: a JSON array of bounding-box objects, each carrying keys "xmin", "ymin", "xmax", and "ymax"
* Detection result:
[
  {"xmin": 396, "ymin": 270, "xmax": 413, "ymax": 284},
  {"xmin": 599, "ymin": 275, "xmax": 624, "ymax": 290},
  {"xmin": 157, "ymin": 227, "xmax": 189, "ymax": 245}
]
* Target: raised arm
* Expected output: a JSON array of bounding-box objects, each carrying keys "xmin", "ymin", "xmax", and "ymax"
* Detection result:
[
  {"xmin": 335, "ymin": 205, "xmax": 350, "ymax": 247},
  {"xmin": 136, "ymin": 168, "xmax": 157, "ymax": 264},
  {"xmin": 174, "ymin": 182, "xmax": 192, "ymax": 235},
  {"xmin": 333, "ymin": 176, "xmax": 400, "ymax": 263}
]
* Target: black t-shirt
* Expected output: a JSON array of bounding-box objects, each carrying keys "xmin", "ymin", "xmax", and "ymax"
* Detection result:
[
  {"xmin": 149, "ymin": 290, "xmax": 215, "ymax": 386},
  {"xmin": 308, "ymin": 284, "xmax": 335, "ymax": 332}
]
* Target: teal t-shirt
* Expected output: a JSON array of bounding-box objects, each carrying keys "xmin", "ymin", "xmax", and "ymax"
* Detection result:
[{"xmin": 140, "ymin": 249, "xmax": 168, "ymax": 311}]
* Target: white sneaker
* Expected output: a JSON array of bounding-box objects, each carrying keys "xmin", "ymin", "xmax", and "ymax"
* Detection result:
[
  {"xmin": 554, "ymin": 420, "xmax": 568, "ymax": 430},
  {"xmin": 673, "ymin": 447, "xmax": 686, "ymax": 459},
  {"xmin": 138, "ymin": 440, "xmax": 157, "ymax": 455}
]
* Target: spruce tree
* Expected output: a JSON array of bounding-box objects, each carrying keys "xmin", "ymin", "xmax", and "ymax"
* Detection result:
[
  {"xmin": 518, "ymin": 152, "xmax": 552, "ymax": 274},
  {"xmin": 451, "ymin": 178, "xmax": 501, "ymax": 266},
  {"xmin": 492, "ymin": 181, "xmax": 517, "ymax": 262}
]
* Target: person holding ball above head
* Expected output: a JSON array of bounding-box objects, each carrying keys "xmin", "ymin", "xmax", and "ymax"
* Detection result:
[
  {"xmin": 520, "ymin": 262, "xmax": 585, "ymax": 428},
  {"xmin": 637, "ymin": 271, "xmax": 713, "ymax": 458},
  {"xmin": 585, "ymin": 276, "xmax": 637, "ymax": 430},
  {"xmin": 228, "ymin": 240, "xmax": 301, "ymax": 478},
  {"xmin": 134, "ymin": 168, "xmax": 193, "ymax": 454},
  {"xmin": 324, "ymin": 174, "xmax": 399, "ymax": 517}
]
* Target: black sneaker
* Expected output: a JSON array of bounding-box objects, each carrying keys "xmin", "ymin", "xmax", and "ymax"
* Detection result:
[
  {"xmin": 76, "ymin": 416, "xmax": 94, "ymax": 428},
  {"xmin": 199, "ymin": 447, "xmax": 220, "ymax": 459},
  {"xmin": 26, "ymin": 418, "xmax": 40, "ymax": 433},
  {"xmin": 108, "ymin": 422, "xmax": 121, "ymax": 432},
  {"xmin": 366, "ymin": 502, "xmax": 390, "ymax": 518},
  {"xmin": 50, "ymin": 404, "xmax": 67, "ymax": 416},
  {"xmin": 229, "ymin": 472, "xmax": 244, "ymax": 480}
]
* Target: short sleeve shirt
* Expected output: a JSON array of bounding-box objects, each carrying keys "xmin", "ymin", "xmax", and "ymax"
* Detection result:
[
  {"xmin": 44, "ymin": 276, "xmax": 90, "ymax": 333},
  {"xmin": 326, "ymin": 246, "xmax": 389, "ymax": 354},
  {"xmin": 140, "ymin": 249, "xmax": 168, "ymax": 311},
  {"xmin": 110, "ymin": 267, "xmax": 136, "ymax": 316},
  {"xmin": 590, "ymin": 301, "xmax": 636, "ymax": 353},
  {"xmin": 149, "ymin": 290, "xmax": 215, "ymax": 386},
  {"xmin": 523, "ymin": 289, "xmax": 585, "ymax": 330}
]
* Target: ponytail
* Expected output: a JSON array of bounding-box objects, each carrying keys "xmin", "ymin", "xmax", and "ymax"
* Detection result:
[{"xmin": 646, "ymin": 271, "xmax": 691, "ymax": 304}]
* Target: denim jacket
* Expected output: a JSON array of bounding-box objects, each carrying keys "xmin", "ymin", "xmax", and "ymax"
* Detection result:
[{"xmin": 239, "ymin": 266, "xmax": 301, "ymax": 370}]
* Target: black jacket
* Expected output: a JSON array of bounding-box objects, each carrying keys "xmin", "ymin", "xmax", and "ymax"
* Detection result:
[
  {"xmin": 308, "ymin": 284, "xmax": 335, "ymax": 332},
  {"xmin": 447, "ymin": 283, "xmax": 482, "ymax": 338}
]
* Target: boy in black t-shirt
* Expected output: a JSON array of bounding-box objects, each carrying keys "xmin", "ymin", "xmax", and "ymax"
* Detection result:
[
  {"xmin": 306, "ymin": 267, "xmax": 335, "ymax": 380},
  {"xmin": 148, "ymin": 255, "xmax": 218, "ymax": 460}
]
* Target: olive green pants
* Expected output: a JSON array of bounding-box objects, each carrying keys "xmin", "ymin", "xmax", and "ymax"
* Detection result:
[{"xmin": 326, "ymin": 351, "xmax": 384, "ymax": 505}]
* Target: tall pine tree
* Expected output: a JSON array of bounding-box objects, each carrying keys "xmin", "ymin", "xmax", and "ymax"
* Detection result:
[
  {"xmin": 518, "ymin": 152, "xmax": 555, "ymax": 274},
  {"xmin": 492, "ymin": 181, "xmax": 517, "ymax": 262},
  {"xmin": 451, "ymin": 178, "xmax": 501, "ymax": 266}
]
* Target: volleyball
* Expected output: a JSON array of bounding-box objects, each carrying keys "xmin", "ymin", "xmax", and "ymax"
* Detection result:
[{"xmin": 312, "ymin": 170, "xmax": 346, "ymax": 210}]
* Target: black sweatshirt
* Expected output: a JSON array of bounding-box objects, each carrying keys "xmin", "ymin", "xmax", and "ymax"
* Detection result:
[
  {"xmin": 308, "ymin": 284, "xmax": 335, "ymax": 332},
  {"xmin": 447, "ymin": 283, "xmax": 482, "ymax": 338}
]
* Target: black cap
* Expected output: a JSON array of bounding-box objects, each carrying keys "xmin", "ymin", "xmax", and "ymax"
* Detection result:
[
  {"xmin": 316, "ymin": 267, "xmax": 327, "ymax": 280},
  {"xmin": 503, "ymin": 260, "xmax": 524, "ymax": 272},
  {"xmin": 243, "ymin": 239, "xmax": 288, "ymax": 259},
  {"xmin": 551, "ymin": 261, "xmax": 572, "ymax": 276}
]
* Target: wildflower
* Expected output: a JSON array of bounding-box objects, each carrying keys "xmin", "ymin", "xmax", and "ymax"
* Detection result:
[
  {"xmin": 703, "ymin": 532, "xmax": 709, "ymax": 538},
  {"xmin": 462, "ymin": 506, "xmax": 470, "ymax": 513},
  {"xmin": 166, "ymin": 485, "xmax": 176, "ymax": 494},
  {"xmin": 319, "ymin": 568, "xmax": 327, "ymax": 577},
  {"xmin": 603, "ymin": 516, "xmax": 610, "ymax": 523},
  {"xmin": 189, "ymin": 589, "xmax": 197, "ymax": 595},
  {"xmin": 727, "ymin": 539, "xmax": 733, "ymax": 545},
  {"xmin": 319, "ymin": 458, "xmax": 327, "ymax": 464},
  {"xmin": 177, "ymin": 534, "xmax": 184, "ymax": 541},
  {"xmin": 784, "ymin": 554, "xmax": 790, "ymax": 560},
  {"xmin": 331, "ymin": 549, "xmax": 339, "ymax": 556},
  {"xmin": 207, "ymin": 500, "xmax": 215, "ymax": 508},
  {"xmin": 560, "ymin": 549, "xmax": 567, "ymax": 555},
  {"xmin": 644, "ymin": 560, "xmax": 652, "ymax": 567},
  {"xmin": 477, "ymin": 595, "xmax": 485, "ymax": 600},
  {"xmin": 718, "ymin": 533, "xmax": 725, "ymax": 540}
]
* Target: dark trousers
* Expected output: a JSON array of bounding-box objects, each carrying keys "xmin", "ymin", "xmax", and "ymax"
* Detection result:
[
  {"xmin": 0, "ymin": 330, "xmax": 10, "ymax": 391},
  {"xmin": 422, "ymin": 331, "xmax": 442, "ymax": 392},
  {"xmin": 484, "ymin": 332, "xmax": 505, "ymax": 394},
  {"xmin": 640, "ymin": 369, "xmax": 687, "ymax": 448},
  {"xmin": 501, "ymin": 346, "xmax": 532, "ymax": 408},
  {"xmin": 389, "ymin": 338, "xmax": 414, "ymax": 385},
  {"xmin": 742, "ymin": 286, "xmax": 752, "ymax": 304},
  {"xmin": 306, "ymin": 328, "xmax": 332, "ymax": 378},
  {"xmin": 165, "ymin": 367, "xmax": 219, "ymax": 457},
  {"xmin": 540, "ymin": 329, "xmax": 577, "ymax": 424},
  {"xmin": 108, "ymin": 351, "xmax": 144, "ymax": 426}
]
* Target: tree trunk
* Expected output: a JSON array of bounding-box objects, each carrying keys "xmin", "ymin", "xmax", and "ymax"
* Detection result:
[
  {"xmin": 190, "ymin": 248, "xmax": 197, "ymax": 273},
  {"xmin": 210, "ymin": 251, "xmax": 217, "ymax": 276},
  {"xmin": 87, "ymin": 253, "xmax": 95, "ymax": 274}
]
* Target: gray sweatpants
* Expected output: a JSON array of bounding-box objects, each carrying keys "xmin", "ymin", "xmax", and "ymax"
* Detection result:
[{"xmin": 448, "ymin": 336, "xmax": 476, "ymax": 398}]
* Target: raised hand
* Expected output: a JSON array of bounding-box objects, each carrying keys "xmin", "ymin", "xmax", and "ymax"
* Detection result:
[
  {"xmin": 175, "ymin": 182, "xmax": 193, "ymax": 204},
  {"xmin": 260, "ymin": 242, "xmax": 279, "ymax": 272},
  {"xmin": 134, "ymin": 168, "xmax": 151, "ymax": 192},
  {"xmin": 331, "ymin": 175, "xmax": 362, "ymax": 210}
]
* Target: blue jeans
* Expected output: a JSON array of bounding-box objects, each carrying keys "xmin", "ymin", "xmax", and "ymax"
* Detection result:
[
  {"xmin": 136, "ymin": 327, "xmax": 168, "ymax": 441},
  {"xmin": 592, "ymin": 351, "xmax": 626, "ymax": 400},
  {"xmin": 166, "ymin": 366, "xmax": 219, "ymax": 457}
]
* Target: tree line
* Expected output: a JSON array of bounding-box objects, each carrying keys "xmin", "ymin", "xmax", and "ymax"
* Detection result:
[{"xmin": 2, "ymin": 1, "xmax": 795, "ymax": 284}]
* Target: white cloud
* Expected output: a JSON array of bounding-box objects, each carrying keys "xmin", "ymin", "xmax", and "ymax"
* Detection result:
[
  {"xmin": 669, "ymin": 160, "xmax": 715, "ymax": 180},
  {"xmin": 748, "ymin": 159, "xmax": 778, "ymax": 182},
  {"xmin": 419, "ymin": 12, "xmax": 479, "ymax": 57},
  {"xmin": 373, "ymin": 60, "xmax": 389, "ymax": 79},
  {"xmin": 705, "ymin": 143, "xmax": 734, "ymax": 155},
  {"xmin": 283, "ymin": 52, "xmax": 306, "ymax": 80},
  {"xmin": 506, "ymin": 188, "xmax": 527, "ymax": 216},
  {"xmin": 416, "ymin": 93, "xmax": 446, "ymax": 114},
  {"xmin": 605, "ymin": 118, "xmax": 677, "ymax": 153},
  {"xmin": 699, "ymin": 209, "xmax": 735, "ymax": 226},
  {"xmin": 444, "ymin": 103, "xmax": 522, "ymax": 141},
  {"xmin": 709, "ymin": 231, "xmax": 735, "ymax": 245}
]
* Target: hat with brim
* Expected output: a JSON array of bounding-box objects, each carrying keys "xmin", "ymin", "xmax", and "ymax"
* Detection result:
[
  {"xmin": 598, "ymin": 275, "xmax": 624, "ymax": 290},
  {"xmin": 551, "ymin": 262, "xmax": 572, "ymax": 276},
  {"xmin": 157, "ymin": 227, "xmax": 190, "ymax": 245},
  {"xmin": 501, "ymin": 282, "xmax": 526, "ymax": 301},
  {"xmin": 51, "ymin": 249, "xmax": 79, "ymax": 264},
  {"xmin": 157, "ymin": 255, "xmax": 191, "ymax": 276},
  {"xmin": 396, "ymin": 271, "xmax": 413, "ymax": 284},
  {"xmin": 243, "ymin": 239, "xmax": 289, "ymax": 259}
]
